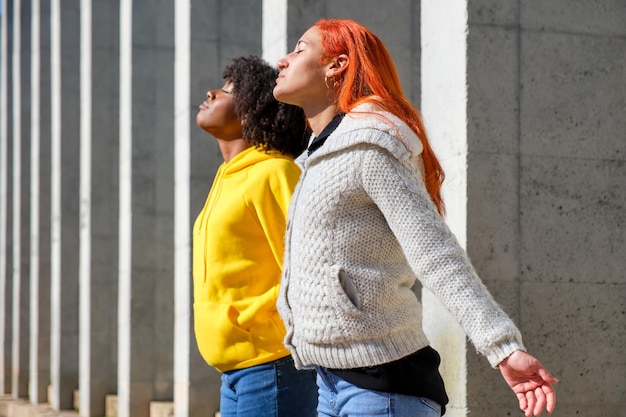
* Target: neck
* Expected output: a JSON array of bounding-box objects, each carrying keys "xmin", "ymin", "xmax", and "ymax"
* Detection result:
[
  {"xmin": 305, "ymin": 104, "xmax": 341, "ymax": 136},
  {"xmin": 216, "ymin": 138, "xmax": 252, "ymax": 162}
]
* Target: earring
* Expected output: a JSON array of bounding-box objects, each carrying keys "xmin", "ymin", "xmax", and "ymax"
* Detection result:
[{"xmin": 324, "ymin": 76, "xmax": 333, "ymax": 89}]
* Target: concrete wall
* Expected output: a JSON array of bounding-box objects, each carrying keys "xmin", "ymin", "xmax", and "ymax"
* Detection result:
[
  {"xmin": 0, "ymin": 1, "xmax": 624, "ymax": 417},
  {"xmin": 463, "ymin": 2, "xmax": 626, "ymax": 416}
]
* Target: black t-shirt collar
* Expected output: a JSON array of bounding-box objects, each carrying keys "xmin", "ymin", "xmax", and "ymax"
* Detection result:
[{"xmin": 307, "ymin": 112, "xmax": 346, "ymax": 156}]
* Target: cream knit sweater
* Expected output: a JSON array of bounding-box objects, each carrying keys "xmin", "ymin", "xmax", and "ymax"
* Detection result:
[{"xmin": 278, "ymin": 104, "xmax": 525, "ymax": 370}]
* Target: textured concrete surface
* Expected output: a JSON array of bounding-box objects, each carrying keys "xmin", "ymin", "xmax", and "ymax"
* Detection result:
[{"xmin": 464, "ymin": 0, "xmax": 625, "ymax": 415}]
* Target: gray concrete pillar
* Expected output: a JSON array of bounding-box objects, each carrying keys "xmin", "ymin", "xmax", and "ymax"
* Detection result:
[
  {"xmin": 185, "ymin": 1, "xmax": 265, "ymax": 415},
  {"xmin": 185, "ymin": 0, "xmax": 223, "ymax": 414},
  {"xmin": 77, "ymin": 0, "xmax": 119, "ymax": 415},
  {"xmin": 0, "ymin": 0, "xmax": 15, "ymax": 396},
  {"xmin": 29, "ymin": 0, "xmax": 52, "ymax": 404},
  {"xmin": 50, "ymin": 0, "xmax": 80, "ymax": 410},
  {"xmin": 464, "ymin": 2, "xmax": 626, "ymax": 416},
  {"xmin": 12, "ymin": 0, "xmax": 32, "ymax": 400},
  {"xmin": 462, "ymin": 2, "xmax": 525, "ymax": 414},
  {"xmin": 117, "ymin": 1, "xmax": 176, "ymax": 416}
]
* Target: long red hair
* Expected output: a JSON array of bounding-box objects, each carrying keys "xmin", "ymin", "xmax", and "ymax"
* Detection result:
[{"xmin": 315, "ymin": 18, "xmax": 445, "ymax": 216}]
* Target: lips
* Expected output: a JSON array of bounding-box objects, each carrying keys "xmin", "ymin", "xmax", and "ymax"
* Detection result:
[{"xmin": 199, "ymin": 101, "xmax": 209, "ymax": 110}]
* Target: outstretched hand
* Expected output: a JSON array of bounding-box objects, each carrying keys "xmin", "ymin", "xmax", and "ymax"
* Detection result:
[{"xmin": 498, "ymin": 350, "xmax": 558, "ymax": 416}]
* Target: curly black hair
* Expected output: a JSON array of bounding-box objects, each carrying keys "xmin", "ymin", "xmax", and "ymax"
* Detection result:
[{"xmin": 223, "ymin": 56, "xmax": 310, "ymax": 158}]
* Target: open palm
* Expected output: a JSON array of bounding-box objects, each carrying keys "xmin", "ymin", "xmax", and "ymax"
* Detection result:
[{"xmin": 498, "ymin": 350, "xmax": 559, "ymax": 416}]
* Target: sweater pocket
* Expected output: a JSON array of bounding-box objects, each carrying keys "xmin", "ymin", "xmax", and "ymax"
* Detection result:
[
  {"xmin": 193, "ymin": 301, "xmax": 257, "ymax": 372},
  {"xmin": 330, "ymin": 264, "xmax": 362, "ymax": 316}
]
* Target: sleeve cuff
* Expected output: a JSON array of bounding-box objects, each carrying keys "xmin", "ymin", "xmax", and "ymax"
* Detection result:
[{"xmin": 484, "ymin": 335, "xmax": 526, "ymax": 368}]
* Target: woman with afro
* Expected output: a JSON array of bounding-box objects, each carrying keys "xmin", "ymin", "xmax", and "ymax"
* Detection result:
[{"xmin": 193, "ymin": 56, "xmax": 316, "ymax": 417}]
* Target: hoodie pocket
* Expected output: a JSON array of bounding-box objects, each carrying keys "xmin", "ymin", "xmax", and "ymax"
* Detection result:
[{"xmin": 193, "ymin": 302, "xmax": 256, "ymax": 370}]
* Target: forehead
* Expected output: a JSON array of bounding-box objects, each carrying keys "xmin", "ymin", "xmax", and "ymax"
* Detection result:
[{"xmin": 299, "ymin": 26, "xmax": 321, "ymax": 45}]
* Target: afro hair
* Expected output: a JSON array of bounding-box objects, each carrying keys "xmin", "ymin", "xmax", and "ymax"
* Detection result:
[{"xmin": 223, "ymin": 55, "xmax": 311, "ymax": 158}]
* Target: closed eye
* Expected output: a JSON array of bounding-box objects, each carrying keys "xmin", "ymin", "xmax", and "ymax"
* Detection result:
[{"xmin": 293, "ymin": 40, "xmax": 306, "ymax": 54}]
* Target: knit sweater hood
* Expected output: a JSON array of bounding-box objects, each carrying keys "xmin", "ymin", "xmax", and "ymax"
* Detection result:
[
  {"xmin": 296, "ymin": 104, "xmax": 422, "ymax": 169},
  {"xmin": 278, "ymin": 103, "xmax": 524, "ymax": 371}
]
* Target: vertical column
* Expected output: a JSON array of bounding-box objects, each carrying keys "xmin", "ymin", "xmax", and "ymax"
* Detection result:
[
  {"xmin": 464, "ymin": 2, "xmax": 522, "ymax": 414},
  {"xmin": 50, "ymin": 0, "xmax": 81, "ymax": 410},
  {"xmin": 187, "ymin": 0, "xmax": 223, "ymax": 415},
  {"xmin": 117, "ymin": 0, "xmax": 132, "ymax": 414},
  {"xmin": 29, "ymin": 0, "xmax": 52, "ymax": 403},
  {"xmin": 119, "ymin": 1, "xmax": 176, "ymax": 416},
  {"xmin": 262, "ymin": 0, "xmax": 287, "ymax": 65},
  {"xmin": 420, "ymin": 2, "xmax": 468, "ymax": 417},
  {"xmin": 78, "ymin": 0, "xmax": 93, "ymax": 412},
  {"xmin": 29, "ymin": 0, "xmax": 41, "ymax": 403},
  {"xmin": 10, "ymin": 0, "xmax": 23, "ymax": 395},
  {"xmin": 79, "ymin": 0, "xmax": 119, "ymax": 415},
  {"xmin": 173, "ymin": 2, "xmax": 190, "ymax": 416},
  {"xmin": 0, "ymin": 0, "xmax": 14, "ymax": 395},
  {"xmin": 186, "ymin": 1, "xmax": 265, "ymax": 415},
  {"xmin": 12, "ymin": 0, "xmax": 32, "ymax": 399}
]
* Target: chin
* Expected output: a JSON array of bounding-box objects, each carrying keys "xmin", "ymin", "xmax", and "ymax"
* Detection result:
[
  {"xmin": 272, "ymin": 87, "xmax": 283, "ymax": 101},
  {"xmin": 273, "ymin": 90, "xmax": 293, "ymax": 106}
]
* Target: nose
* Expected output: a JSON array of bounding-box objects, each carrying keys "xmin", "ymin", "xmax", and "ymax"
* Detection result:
[
  {"xmin": 276, "ymin": 57, "xmax": 287, "ymax": 70},
  {"xmin": 206, "ymin": 90, "xmax": 215, "ymax": 100}
]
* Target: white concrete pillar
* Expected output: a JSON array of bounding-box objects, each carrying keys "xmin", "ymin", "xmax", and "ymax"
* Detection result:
[
  {"xmin": 262, "ymin": 0, "xmax": 287, "ymax": 65},
  {"xmin": 421, "ymin": 2, "xmax": 468, "ymax": 417},
  {"xmin": 11, "ymin": 0, "xmax": 24, "ymax": 393},
  {"xmin": 116, "ymin": 0, "xmax": 132, "ymax": 414},
  {"xmin": 29, "ymin": 0, "xmax": 52, "ymax": 404},
  {"xmin": 78, "ymin": 0, "xmax": 93, "ymax": 413},
  {"xmin": 29, "ymin": 0, "xmax": 42, "ymax": 403},
  {"xmin": 173, "ymin": 2, "xmax": 191, "ymax": 417}
]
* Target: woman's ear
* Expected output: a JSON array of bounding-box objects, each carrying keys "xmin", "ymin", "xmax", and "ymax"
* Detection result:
[{"xmin": 327, "ymin": 53, "xmax": 349, "ymax": 78}]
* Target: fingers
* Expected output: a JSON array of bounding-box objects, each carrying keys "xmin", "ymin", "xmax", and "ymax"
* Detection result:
[
  {"xmin": 517, "ymin": 392, "xmax": 528, "ymax": 415},
  {"xmin": 543, "ymin": 384, "xmax": 557, "ymax": 414},
  {"xmin": 525, "ymin": 390, "xmax": 535, "ymax": 417},
  {"xmin": 520, "ymin": 384, "xmax": 556, "ymax": 416},
  {"xmin": 532, "ymin": 385, "xmax": 547, "ymax": 416}
]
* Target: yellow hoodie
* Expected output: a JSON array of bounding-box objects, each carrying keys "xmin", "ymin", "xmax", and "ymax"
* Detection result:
[{"xmin": 193, "ymin": 146, "xmax": 300, "ymax": 372}]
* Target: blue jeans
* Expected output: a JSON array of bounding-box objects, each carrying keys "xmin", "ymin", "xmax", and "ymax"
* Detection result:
[
  {"xmin": 219, "ymin": 355, "xmax": 318, "ymax": 417},
  {"xmin": 316, "ymin": 366, "xmax": 442, "ymax": 417}
]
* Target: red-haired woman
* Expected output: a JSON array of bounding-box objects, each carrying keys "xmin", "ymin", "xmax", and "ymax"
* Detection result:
[{"xmin": 273, "ymin": 19, "xmax": 558, "ymax": 417}]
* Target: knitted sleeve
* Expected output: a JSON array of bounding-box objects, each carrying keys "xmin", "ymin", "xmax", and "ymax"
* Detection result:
[{"xmin": 359, "ymin": 144, "xmax": 525, "ymax": 367}]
